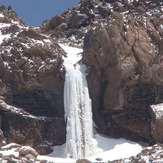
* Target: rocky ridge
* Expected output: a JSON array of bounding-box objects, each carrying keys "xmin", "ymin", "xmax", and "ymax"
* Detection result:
[{"xmin": 0, "ymin": 0, "xmax": 162, "ymax": 161}]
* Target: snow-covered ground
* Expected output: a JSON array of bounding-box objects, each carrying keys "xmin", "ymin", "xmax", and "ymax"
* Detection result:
[
  {"xmin": 38, "ymin": 134, "xmax": 143, "ymax": 163},
  {"xmin": 0, "ymin": 135, "xmax": 145, "ymax": 162},
  {"xmin": 0, "ymin": 135, "xmax": 143, "ymax": 162},
  {"xmin": 89, "ymin": 134, "xmax": 143, "ymax": 162}
]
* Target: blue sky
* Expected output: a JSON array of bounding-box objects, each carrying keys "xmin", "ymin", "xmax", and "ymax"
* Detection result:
[{"xmin": 0, "ymin": 0, "xmax": 80, "ymax": 27}]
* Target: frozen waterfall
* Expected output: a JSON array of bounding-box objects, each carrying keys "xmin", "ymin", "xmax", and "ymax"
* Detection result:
[{"xmin": 59, "ymin": 44, "xmax": 97, "ymax": 159}]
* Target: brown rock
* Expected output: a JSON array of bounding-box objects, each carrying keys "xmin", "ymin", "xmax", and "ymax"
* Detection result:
[
  {"xmin": 76, "ymin": 159, "xmax": 92, "ymax": 163},
  {"xmin": 35, "ymin": 145, "xmax": 53, "ymax": 155},
  {"xmin": 1, "ymin": 24, "xmax": 19, "ymax": 35},
  {"xmin": 1, "ymin": 108, "xmax": 66, "ymax": 153},
  {"xmin": 82, "ymin": 8, "xmax": 163, "ymax": 142},
  {"xmin": 43, "ymin": 15, "xmax": 63, "ymax": 31},
  {"xmin": 97, "ymin": 3, "xmax": 111, "ymax": 18},
  {"xmin": 112, "ymin": 108, "xmax": 151, "ymax": 140},
  {"xmin": 69, "ymin": 11, "xmax": 89, "ymax": 29},
  {"xmin": 0, "ymin": 100, "xmax": 65, "ymax": 154}
]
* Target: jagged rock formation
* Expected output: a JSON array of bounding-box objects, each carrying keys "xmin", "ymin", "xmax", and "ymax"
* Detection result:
[{"xmin": 0, "ymin": 0, "xmax": 163, "ymax": 159}]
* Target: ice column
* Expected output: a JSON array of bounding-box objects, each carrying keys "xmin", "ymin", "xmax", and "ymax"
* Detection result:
[{"xmin": 61, "ymin": 44, "xmax": 97, "ymax": 159}]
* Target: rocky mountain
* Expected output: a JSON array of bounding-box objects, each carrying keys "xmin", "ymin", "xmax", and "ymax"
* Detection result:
[{"xmin": 0, "ymin": 0, "xmax": 162, "ymax": 161}]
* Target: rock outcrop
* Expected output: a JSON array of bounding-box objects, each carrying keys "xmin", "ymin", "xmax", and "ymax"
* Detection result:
[
  {"xmin": 81, "ymin": 0, "xmax": 163, "ymax": 142},
  {"xmin": 0, "ymin": 5, "xmax": 66, "ymax": 154},
  {"xmin": 0, "ymin": 99, "xmax": 66, "ymax": 154}
]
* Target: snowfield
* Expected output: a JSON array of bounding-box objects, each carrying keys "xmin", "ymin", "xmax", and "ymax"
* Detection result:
[{"xmin": 42, "ymin": 134, "xmax": 143, "ymax": 162}]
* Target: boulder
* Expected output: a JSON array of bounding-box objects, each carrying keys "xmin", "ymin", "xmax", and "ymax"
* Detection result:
[
  {"xmin": 1, "ymin": 108, "xmax": 66, "ymax": 154},
  {"xmin": 0, "ymin": 100, "xmax": 66, "ymax": 154},
  {"xmin": 68, "ymin": 11, "xmax": 89, "ymax": 28},
  {"xmin": 107, "ymin": 108, "xmax": 151, "ymax": 141},
  {"xmin": 18, "ymin": 146, "xmax": 38, "ymax": 160},
  {"xmin": 76, "ymin": 159, "xmax": 92, "ymax": 163},
  {"xmin": 43, "ymin": 15, "xmax": 63, "ymax": 31},
  {"xmin": 0, "ymin": 143, "xmax": 40, "ymax": 162},
  {"xmin": 35, "ymin": 144, "xmax": 53, "ymax": 155},
  {"xmin": 97, "ymin": 3, "xmax": 111, "ymax": 18},
  {"xmin": 150, "ymin": 104, "xmax": 163, "ymax": 143}
]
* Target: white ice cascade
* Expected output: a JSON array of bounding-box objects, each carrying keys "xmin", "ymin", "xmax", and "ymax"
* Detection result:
[{"xmin": 59, "ymin": 44, "xmax": 97, "ymax": 159}]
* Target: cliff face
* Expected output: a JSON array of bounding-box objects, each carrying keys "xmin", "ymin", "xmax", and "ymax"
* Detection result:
[
  {"xmin": 0, "ymin": 0, "xmax": 162, "ymax": 155},
  {"xmin": 81, "ymin": 0, "xmax": 163, "ymax": 142}
]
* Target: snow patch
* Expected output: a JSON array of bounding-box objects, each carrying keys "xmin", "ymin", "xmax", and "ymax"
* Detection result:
[
  {"xmin": 88, "ymin": 134, "xmax": 143, "ymax": 162},
  {"xmin": 0, "ymin": 13, "xmax": 4, "ymax": 17},
  {"xmin": 48, "ymin": 134, "xmax": 143, "ymax": 162},
  {"xmin": 38, "ymin": 155, "xmax": 76, "ymax": 163},
  {"xmin": 0, "ymin": 148, "xmax": 19, "ymax": 158},
  {"xmin": 0, "ymin": 23, "xmax": 11, "ymax": 45},
  {"xmin": 59, "ymin": 43, "xmax": 82, "ymax": 69}
]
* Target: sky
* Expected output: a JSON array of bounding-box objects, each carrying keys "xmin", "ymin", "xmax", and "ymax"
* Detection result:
[{"xmin": 0, "ymin": 0, "xmax": 80, "ymax": 27}]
